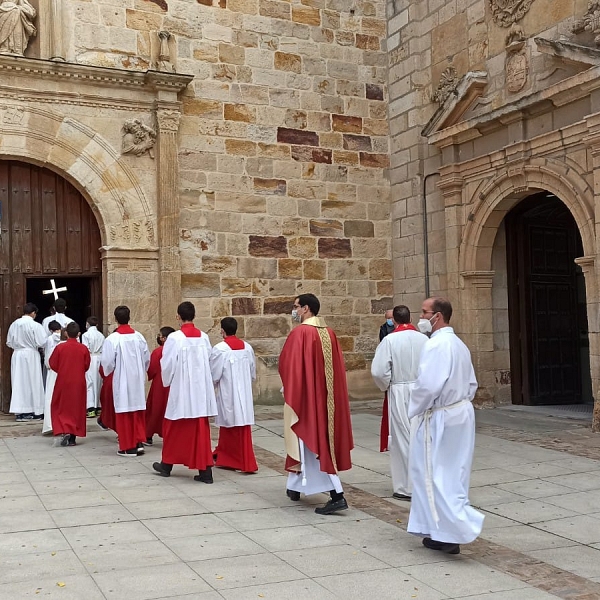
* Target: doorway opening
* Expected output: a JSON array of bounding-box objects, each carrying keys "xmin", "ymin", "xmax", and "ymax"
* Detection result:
[{"xmin": 505, "ymin": 192, "xmax": 592, "ymax": 406}]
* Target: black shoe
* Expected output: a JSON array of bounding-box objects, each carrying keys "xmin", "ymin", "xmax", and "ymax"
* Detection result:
[
  {"xmin": 142, "ymin": 437, "xmax": 153, "ymax": 446},
  {"xmin": 33, "ymin": 414, "xmax": 44, "ymax": 420},
  {"xmin": 314, "ymin": 497, "xmax": 348, "ymax": 515},
  {"xmin": 194, "ymin": 467, "xmax": 213, "ymax": 484},
  {"xmin": 152, "ymin": 462, "xmax": 172, "ymax": 477},
  {"xmin": 97, "ymin": 418, "xmax": 109, "ymax": 431},
  {"xmin": 95, "ymin": 408, "xmax": 102, "ymax": 417},
  {"xmin": 392, "ymin": 493, "xmax": 411, "ymax": 501},
  {"xmin": 136, "ymin": 443, "xmax": 145, "ymax": 455},
  {"xmin": 15, "ymin": 414, "xmax": 34, "ymax": 422},
  {"xmin": 286, "ymin": 489, "xmax": 301, "ymax": 501},
  {"xmin": 59, "ymin": 434, "xmax": 70, "ymax": 447},
  {"xmin": 117, "ymin": 448, "xmax": 139, "ymax": 458},
  {"xmin": 67, "ymin": 434, "xmax": 76, "ymax": 447},
  {"xmin": 422, "ymin": 537, "xmax": 460, "ymax": 554}
]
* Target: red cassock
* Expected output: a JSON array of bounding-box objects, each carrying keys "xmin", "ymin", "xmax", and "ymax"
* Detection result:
[
  {"xmin": 145, "ymin": 346, "xmax": 169, "ymax": 438},
  {"xmin": 99, "ymin": 366, "xmax": 116, "ymax": 432},
  {"xmin": 162, "ymin": 324, "xmax": 213, "ymax": 470},
  {"xmin": 279, "ymin": 321, "xmax": 353, "ymax": 475},
  {"xmin": 49, "ymin": 338, "xmax": 91, "ymax": 437}
]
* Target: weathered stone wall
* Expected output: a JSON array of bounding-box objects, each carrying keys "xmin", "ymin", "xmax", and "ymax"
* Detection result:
[{"xmin": 60, "ymin": 0, "xmax": 391, "ymax": 401}]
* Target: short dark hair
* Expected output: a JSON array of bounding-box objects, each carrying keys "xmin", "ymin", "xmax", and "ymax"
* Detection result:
[
  {"xmin": 160, "ymin": 326, "xmax": 176, "ymax": 338},
  {"xmin": 54, "ymin": 298, "xmax": 67, "ymax": 313},
  {"xmin": 177, "ymin": 301, "xmax": 195, "ymax": 322},
  {"xmin": 221, "ymin": 317, "xmax": 238, "ymax": 336},
  {"xmin": 296, "ymin": 293, "xmax": 320, "ymax": 316},
  {"xmin": 392, "ymin": 305, "xmax": 410, "ymax": 325},
  {"xmin": 48, "ymin": 320, "xmax": 62, "ymax": 332},
  {"xmin": 114, "ymin": 305, "xmax": 130, "ymax": 325},
  {"xmin": 66, "ymin": 322, "xmax": 80, "ymax": 338},
  {"xmin": 432, "ymin": 297, "xmax": 453, "ymax": 323},
  {"xmin": 87, "ymin": 316, "xmax": 99, "ymax": 327},
  {"xmin": 23, "ymin": 302, "xmax": 38, "ymax": 315}
]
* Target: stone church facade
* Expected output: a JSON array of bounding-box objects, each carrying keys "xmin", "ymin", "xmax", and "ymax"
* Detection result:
[
  {"xmin": 388, "ymin": 0, "xmax": 600, "ymax": 429},
  {"xmin": 0, "ymin": 0, "xmax": 391, "ymax": 410}
]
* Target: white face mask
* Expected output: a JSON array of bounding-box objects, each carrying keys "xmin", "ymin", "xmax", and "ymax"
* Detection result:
[
  {"xmin": 417, "ymin": 317, "xmax": 433, "ymax": 335},
  {"xmin": 291, "ymin": 309, "xmax": 300, "ymax": 322}
]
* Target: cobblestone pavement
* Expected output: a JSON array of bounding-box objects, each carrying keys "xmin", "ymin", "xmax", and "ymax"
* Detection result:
[{"xmin": 1, "ymin": 405, "xmax": 599, "ymax": 599}]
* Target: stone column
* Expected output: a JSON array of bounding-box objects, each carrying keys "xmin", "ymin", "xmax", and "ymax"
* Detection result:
[
  {"xmin": 460, "ymin": 271, "xmax": 496, "ymax": 406},
  {"xmin": 50, "ymin": 0, "xmax": 65, "ymax": 61},
  {"xmin": 575, "ymin": 256, "xmax": 600, "ymax": 432},
  {"xmin": 155, "ymin": 104, "xmax": 182, "ymax": 326}
]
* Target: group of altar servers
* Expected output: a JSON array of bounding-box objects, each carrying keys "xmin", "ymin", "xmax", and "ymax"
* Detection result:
[{"xmin": 6, "ymin": 300, "xmax": 259, "ymax": 479}]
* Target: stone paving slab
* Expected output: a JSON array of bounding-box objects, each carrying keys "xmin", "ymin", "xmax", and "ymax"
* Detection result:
[{"xmin": 0, "ymin": 408, "xmax": 600, "ymax": 599}]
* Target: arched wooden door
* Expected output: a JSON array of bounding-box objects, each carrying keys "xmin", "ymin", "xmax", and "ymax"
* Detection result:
[{"xmin": 0, "ymin": 161, "xmax": 102, "ymax": 413}]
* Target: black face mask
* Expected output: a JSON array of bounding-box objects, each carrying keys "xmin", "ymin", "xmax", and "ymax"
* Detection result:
[{"xmin": 156, "ymin": 336, "xmax": 163, "ymax": 346}]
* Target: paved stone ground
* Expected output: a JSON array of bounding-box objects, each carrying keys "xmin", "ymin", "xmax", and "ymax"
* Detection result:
[{"xmin": 1, "ymin": 405, "xmax": 599, "ymax": 599}]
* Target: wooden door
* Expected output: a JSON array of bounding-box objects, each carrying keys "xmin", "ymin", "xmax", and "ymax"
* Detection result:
[
  {"xmin": 506, "ymin": 193, "xmax": 586, "ymax": 405},
  {"xmin": 0, "ymin": 161, "xmax": 102, "ymax": 412}
]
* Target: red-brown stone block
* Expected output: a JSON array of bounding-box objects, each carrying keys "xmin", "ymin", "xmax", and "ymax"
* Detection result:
[
  {"xmin": 232, "ymin": 297, "xmax": 261, "ymax": 315},
  {"xmin": 343, "ymin": 134, "xmax": 372, "ymax": 151},
  {"xmin": 253, "ymin": 178, "xmax": 287, "ymax": 195},
  {"xmin": 318, "ymin": 237, "xmax": 352, "ymax": 258},
  {"xmin": 332, "ymin": 114, "xmax": 363, "ymax": 133},
  {"xmin": 248, "ymin": 235, "xmax": 288, "ymax": 257},
  {"xmin": 277, "ymin": 127, "xmax": 319, "ymax": 146},
  {"xmin": 360, "ymin": 152, "xmax": 390, "ymax": 168},
  {"xmin": 264, "ymin": 297, "xmax": 295, "ymax": 314}
]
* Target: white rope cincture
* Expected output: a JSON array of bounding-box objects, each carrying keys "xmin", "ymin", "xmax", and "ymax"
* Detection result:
[{"xmin": 423, "ymin": 399, "xmax": 471, "ymax": 527}]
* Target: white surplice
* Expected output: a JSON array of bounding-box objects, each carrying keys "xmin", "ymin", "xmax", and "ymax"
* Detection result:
[
  {"xmin": 7, "ymin": 315, "xmax": 47, "ymax": 414},
  {"xmin": 160, "ymin": 329, "xmax": 217, "ymax": 420},
  {"xmin": 286, "ymin": 441, "xmax": 343, "ymax": 495},
  {"xmin": 210, "ymin": 340, "xmax": 256, "ymax": 427},
  {"xmin": 101, "ymin": 330, "xmax": 150, "ymax": 413},
  {"xmin": 371, "ymin": 328, "xmax": 427, "ymax": 496},
  {"xmin": 42, "ymin": 334, "xmax": 62, "ymax": 434},
  {"xmin": 407, "ymin": 326, "xmax": 484, "ymax": 545},
  {"xmin": 42, "ymin": 312, "xmax": 73, "ymax": 335},
  {"xmin": 81, "ymin": 326, "xmax": 105, "ymax": 409}
]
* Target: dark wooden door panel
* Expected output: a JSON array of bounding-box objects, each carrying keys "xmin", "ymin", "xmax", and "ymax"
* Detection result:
[{"xmin": 0, "ymin": 161, "xmax": 102, "ymax": 413}]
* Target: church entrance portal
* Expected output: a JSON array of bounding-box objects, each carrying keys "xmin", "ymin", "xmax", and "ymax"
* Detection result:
[
  {"xmin": 505, "ymin": 192, "xmax": 592, "ymax": 406},
  {"xmin": 0, "ymin": 161, "xmax": 102, "ymax": 413}
]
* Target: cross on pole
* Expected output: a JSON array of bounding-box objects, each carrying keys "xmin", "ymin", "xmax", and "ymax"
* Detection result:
[{"xmin": 42, "ymin": 279, "xmax": 67, "ymax": 300}]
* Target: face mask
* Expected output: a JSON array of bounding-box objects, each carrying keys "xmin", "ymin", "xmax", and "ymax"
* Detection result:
[
  {"xmin": 291, "ymin": 309, "xmax": 300, "ymax": 322},
  {"xmin": 386, "ymin": 319, "xmax": 394, "ymax": 327},
  {"xmin": 417, "ymin": 318, "xmax": 433, "ymax": 335}
]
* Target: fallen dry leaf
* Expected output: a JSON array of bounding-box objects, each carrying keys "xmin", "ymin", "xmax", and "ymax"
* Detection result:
[{"xmin": 56, "ymin": 582, "xmax": 66, "ymax": 588}]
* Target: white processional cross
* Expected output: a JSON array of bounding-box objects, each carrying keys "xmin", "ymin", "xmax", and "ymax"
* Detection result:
[{"xmin": 42, "ymin": 279, "xmax": 67, "ymax": 300}]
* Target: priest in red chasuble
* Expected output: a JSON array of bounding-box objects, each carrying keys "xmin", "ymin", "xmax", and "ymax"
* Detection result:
[
  {"xmin": 49, "ymin": 322, "xmax": 91, "ymax": 447},
  {"xmin": 279, "ymin": 293, "xmax": 353, "ymax": 515}
]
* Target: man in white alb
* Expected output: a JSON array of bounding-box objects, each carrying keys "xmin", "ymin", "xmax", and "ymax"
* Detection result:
[
  {"xmin": 81, "ymin": 316, "xmax": 105, "ymax": 418},
  {"xmin": 7, "ymin": 303, "xmax": 48, "ymax": 421},
  {"xmin": 407, "ymin": 297, "xmax": 484, "ymax": 555},
  {"xmin": 210, "ymin": 317, "xmax": 258, "ymax": 473},
  {"xmin": 42, "ymin": 298, "xmax": 73, "ymax": 334},
  {"xmin": 371, "ymin": 305, "xmax": 427, "ymax": 500}
]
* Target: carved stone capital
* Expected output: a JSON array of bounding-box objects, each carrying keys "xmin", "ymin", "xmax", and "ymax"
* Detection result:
[
  {"xmin": 460, "ymin": 271, "xmax": 495, "ymax": 288},
  {"xmin": 489, "ymin": 0, "xmax": 535, "ymax": 28},
  {"xmin": 156, "ymin": 108, "xmax": 181, "ymax": 133}
]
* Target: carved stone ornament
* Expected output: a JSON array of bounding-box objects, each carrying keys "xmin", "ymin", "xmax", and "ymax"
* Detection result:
[
  {"xmin": 573, "ymin": 1, "xmax": 600, "ymax": 47},
  {"xmin": 109, "ymin": 219, "xmax": 155, "ymax": 246},
  {"xmin": 156, "ymin": 31, "xmax": 175, "ymax": 73},
  {"xmin": 432, "ymin": 67, "xmax": 459, "ymax": 104},
  {"xmin": 489, "ymin": 0, "xmax": 535, "ymax": 28},
  {"xmin": 156, "ymin": 109, "xmax": 181, "ymax": 133},
  {"xmin": 505, "ymin": 27, "xmax": 528, "ymax": 93},
  {"xmin": 0, "ymin": 0, "xmax": 37, "ymax": 56},
  {"xmin": 122, "ymin": 118, "xmax": 156, "ymax": 159}
]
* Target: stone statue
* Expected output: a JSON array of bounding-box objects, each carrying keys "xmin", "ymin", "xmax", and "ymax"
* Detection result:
[
  {"xmin": 157, "ymin": 30, "xmax": 175, "ymax": 72},
  {"xmin": 122, "ymin": 118, "xmax": 157, "ymax": 159},
  {"xmin": 489, "ymin": 0, "xmax": 535, "ymax": 28},
  {"xmin": 0, "ymin": 0, "xmax": 36, "ymax": 56},
  {"xmin": 573, "ymin": 1, "xmax": 600, "ymax": 47}
]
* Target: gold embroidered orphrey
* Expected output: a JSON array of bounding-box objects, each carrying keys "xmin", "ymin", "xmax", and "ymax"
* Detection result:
[{"xmin": 489, "ymin": 0, "xmax": 535, "ymax": 28}]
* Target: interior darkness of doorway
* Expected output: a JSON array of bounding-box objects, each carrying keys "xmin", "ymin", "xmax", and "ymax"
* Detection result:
[{"xmin": 26, "ymin": 277, "xmax": 96, "ymax": 333}]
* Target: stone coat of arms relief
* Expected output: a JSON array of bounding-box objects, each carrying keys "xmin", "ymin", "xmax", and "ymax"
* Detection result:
[{"xmin": 489, "ymin": 0, "xmax": 535, "ymax": 28}]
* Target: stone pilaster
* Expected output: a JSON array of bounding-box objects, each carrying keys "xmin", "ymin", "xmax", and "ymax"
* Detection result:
[
  {"xmin": 50, "ymin": 0, "xmax": 65, "ymax": 61},
  {"xmin": 156, "ymin": 104, "xmax": 182, "ymax": 326}
]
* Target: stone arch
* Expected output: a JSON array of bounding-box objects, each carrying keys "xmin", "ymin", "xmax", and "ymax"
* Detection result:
[
  {"xmin": 459, "ymin": 157, "xmax": 595, "ymax": 275},
  {"xmin": 0, "ymin": 105, "xmax": 154, "ymax": 248}
]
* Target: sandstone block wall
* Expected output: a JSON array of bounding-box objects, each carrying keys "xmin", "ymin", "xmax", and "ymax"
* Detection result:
[{"xmin": 58, "ymin": 0, "xmax": 391, "ymax": 401}]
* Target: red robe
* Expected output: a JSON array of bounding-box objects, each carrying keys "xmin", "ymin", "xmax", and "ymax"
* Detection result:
[
  {"xmin": 145, "ymin": 345, "xmax": 169, "ymax": 438},
  {"xmin": 162, "ymin": 324, "xmax": 213, "ymax": 470},
  {"xmin": 99, "ymin": 366, "xmax": 116, "ymax": 431},
  {"xmin": 279, "ymin": 318, "xmax": 353, "ymax": 475},
  {"xmin": 379, "ymin": 323, "xmax": 419, "ymax": 452},
  {"xmin": 50, "ymin": 338, "xmax": 91, "ymax": 437},
  {"xmin": 213, "ymin": 335, "xmax": 258, "ymax": 473}
]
